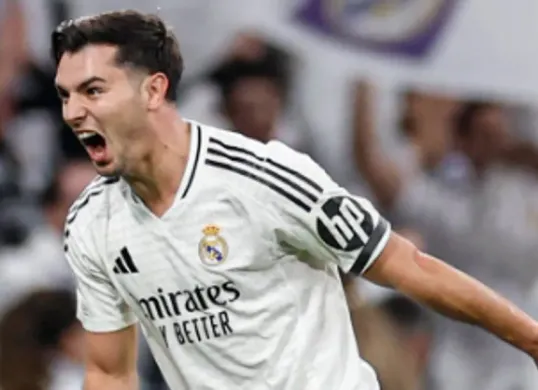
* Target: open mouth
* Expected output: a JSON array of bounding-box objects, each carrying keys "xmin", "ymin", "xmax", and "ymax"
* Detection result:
[
  {"xmin": 78, "ymin": 131, "xmax": 106, "ymax": 148},
  {"xmin": 77, "ymin": 131, "xmax": 110, "ymax": 164}
]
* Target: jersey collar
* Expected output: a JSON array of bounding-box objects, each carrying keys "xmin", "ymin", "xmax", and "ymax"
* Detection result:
[
  {"xmin": 123, "ymin": 120, "xmax": 203, "ymax": 217},
  {"xmin": 175, "ymin": 121, "xmax": 202, "ymax": 201}
]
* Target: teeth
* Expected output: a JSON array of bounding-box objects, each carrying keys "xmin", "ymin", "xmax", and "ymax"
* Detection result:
[{"xmin": 78, "ymin": 131, "xmax": 98, "ymax": 140}]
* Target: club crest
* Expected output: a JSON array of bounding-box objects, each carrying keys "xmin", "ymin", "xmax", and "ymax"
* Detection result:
[
  {"xmin": 294, "ymin": 0, "xmax": 458, "ymax": 58},
  {"xmin": 198, "ymin": 224, "xmax": 228, "ymax": 266}
]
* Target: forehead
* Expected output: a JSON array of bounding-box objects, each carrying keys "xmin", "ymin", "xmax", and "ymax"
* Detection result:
[{"xmin": 55, "ymin": 44, "xmax": 122, "ymax": 87}]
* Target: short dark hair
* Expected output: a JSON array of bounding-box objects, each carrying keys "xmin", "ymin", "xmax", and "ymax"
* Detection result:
[
  {"xmin": 51, "ymin": 10, "xmax": 183, "ymax": 102},
  {"xmin": 209, "ymin": 42, "xmax": 292, "ymax": 103},
  {"xmin": 210, "ymin": 58, "xmax": 289, "ymax": 103}
]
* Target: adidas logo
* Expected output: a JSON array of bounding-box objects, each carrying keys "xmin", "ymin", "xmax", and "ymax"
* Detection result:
[{"xmin": 113, "ymin": 247, "xmax": 139, "ymax": 274}]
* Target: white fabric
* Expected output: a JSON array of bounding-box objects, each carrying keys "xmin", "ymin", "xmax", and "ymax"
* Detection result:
[{"xmin": 64, "ymin": 121, "xmax": 391, "ymax": 390}]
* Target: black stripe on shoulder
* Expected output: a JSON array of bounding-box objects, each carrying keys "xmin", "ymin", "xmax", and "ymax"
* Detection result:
[
  {"xmin": 208, "ymin": 137, "xmax": 323, "ymax": 194},
  {"xmin": 181, "ymin": 125, "xmax": 202, "ymax": 199},
  {"xmin": 66, "ymin": 176, "xmax": 119, "ymax": 225},
  {"xmin": 207, "ymin": 146, "xmax": 319, "ymax": 203},
  {"xmin": 75, "ymin": 176, "xmax": 118, "ymax": 202},
  {"xmin": 88, "ymin": 175, "xmax": 119, "ymax": 190},
  {"xmin": 205, "ymin": 159, "xmax": 312, "ymax": 212}
]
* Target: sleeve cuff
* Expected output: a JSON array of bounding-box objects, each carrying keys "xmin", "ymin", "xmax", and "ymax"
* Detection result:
[
  {"xmin": 78, "ymin": 314, "xmax": 138, "ymax": 333},
  {"xmin": 350, "ymin": 218, "xmax": 391, "ymax": 275}
]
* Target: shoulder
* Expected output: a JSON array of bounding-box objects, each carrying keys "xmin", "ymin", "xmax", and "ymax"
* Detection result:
[
  {"xmin": 203, "ymin": 124, "xmax": 315, "ymax": 167},
  {"xmin": 64, "ymin": 175, "xmax": 122, "ymax": 242},
  {"xmin": 63, "ymin": 176, "xmax": 126, "ymax": 275},
  {"xmin": 202, "ymin": 126, "xmax": 329, "ymax": 213}
]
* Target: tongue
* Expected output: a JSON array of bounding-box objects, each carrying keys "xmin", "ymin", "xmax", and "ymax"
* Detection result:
[{"xmin": 86, "ymin": 144, "xmax": 111, "ymax": 164}]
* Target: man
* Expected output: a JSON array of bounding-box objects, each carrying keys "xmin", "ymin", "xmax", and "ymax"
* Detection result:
[{"xmin": 53, "ymin": 10, "xmax": 538, "ymax": 390}]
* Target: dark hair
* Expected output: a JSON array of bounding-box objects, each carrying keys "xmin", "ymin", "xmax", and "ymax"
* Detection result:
[
  {"xmin": 51, "ymin": 10, "xmax": 183, "ymax": 102},
  {"xmin": 455, "ymin": 101, "xmax": 498, "ymax": 138},
  {"xmin": 209, "ymin": 42, "xmax": 291, "ymax": 103}
]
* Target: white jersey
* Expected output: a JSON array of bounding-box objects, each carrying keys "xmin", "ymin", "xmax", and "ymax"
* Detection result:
[{"xmin": 64, "ymin": 121, "xmax": 391, "ymax": 390}]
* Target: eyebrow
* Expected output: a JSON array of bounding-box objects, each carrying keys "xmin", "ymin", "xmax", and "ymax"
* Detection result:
[{"xmin": 55, "ymin": 76, "xmax": 107, "ymax": 97}]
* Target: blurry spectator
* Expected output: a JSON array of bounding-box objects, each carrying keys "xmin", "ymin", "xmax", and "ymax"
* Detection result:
[
  {"xmin": 0, "ymin": 289, "xmax": 84, "ymax": 390},
  {"xmin": 210, "ymin": 57, "xmax": 288, "ymax": 143},
  {"xmin": 179, "ymin": 33, "xmax": 311, "ymax": 151},
  {"xmin": 353, "ymin": 81, "xmax": 538, "ymax": 390},
  {"xmin": 177, "ymin": 32, "xmax": 276, "ymax": 120},
  {"xmin": 0, "ymin": 0, "xmax": 61, "ymax": 197},
  {"xmin": 0, "ymin": 160, "xmax": 95, "ymax": 316},
  {"xmin": 210, "ymin": 47, "xmax": 312, "ymax": 150},
  {"xmin": 0, "ymin": 0, "xmax": 28, "ymax": 94},
  {"xmin": 453, "ymin": 102, "xmax": 510, "ymax": 174},
  {"xmin": 0, "ymin": 1, "xmax": 34, "ymax": 245},
  {"xmin": 455, "ymin": 102, "xmax": 538, "ymax": 176},
  {"xmin": 398, "ymin": 90, "xmax": 460, "ymax": 176}
]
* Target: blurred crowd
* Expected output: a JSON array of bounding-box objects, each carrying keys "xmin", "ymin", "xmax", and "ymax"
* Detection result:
[{"xmin": 1, "ymin": 1, "xmax": 538, "ymax": 390}]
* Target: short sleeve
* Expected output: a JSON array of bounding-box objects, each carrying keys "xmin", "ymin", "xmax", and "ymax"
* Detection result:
[
  {"xmin": 266, "ymin": 143, "xmax": 391, "ymax": 275},
  {"xmin": 64, "ymin": 227, "xmax": 137, "ymax": 333}
]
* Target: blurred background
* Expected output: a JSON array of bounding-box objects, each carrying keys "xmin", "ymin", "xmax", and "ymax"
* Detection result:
[{"xmin": 1, "ymin": 0, "xmax": 538, "ymax": 389}]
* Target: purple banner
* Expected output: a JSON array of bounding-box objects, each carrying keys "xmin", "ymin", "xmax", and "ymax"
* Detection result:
[{"xmin": 294, "ymin": 0, "xmax": 458, "ymax": 59}]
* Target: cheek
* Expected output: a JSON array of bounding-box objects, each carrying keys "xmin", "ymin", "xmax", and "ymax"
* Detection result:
[{"xmin": 95, "ymin": 98, "xmax": 135, "ymax": 133}]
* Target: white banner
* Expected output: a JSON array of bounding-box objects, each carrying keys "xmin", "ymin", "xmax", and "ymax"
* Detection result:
[
  {"xmin": 66, "ymin": 0, "xmax": 538, "ymax": 101},
  {"xmin": 244, "ymin": 0, "xmax": 538, "ymax": 102}
]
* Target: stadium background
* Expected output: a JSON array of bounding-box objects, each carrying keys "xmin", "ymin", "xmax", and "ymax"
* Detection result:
[{"xmin": 1, "ymin": 0, "xmax": 538, "ymax": 389}]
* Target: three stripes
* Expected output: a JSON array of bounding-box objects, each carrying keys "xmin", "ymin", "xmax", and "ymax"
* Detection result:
[
  {"xmin": 113, "ymin": 247, "xmax": 139, "ymax": 274},
  {"xmin": 205, "ymin": 138, "xmax": 323, "ymax": 212},
  {"xmin": 66, "ymin": 176, "xmax": 119, "ymax": 225}
]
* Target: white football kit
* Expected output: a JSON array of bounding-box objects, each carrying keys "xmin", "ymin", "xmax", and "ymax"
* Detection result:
[{"xmin": 64, "ymin": 121, "xmax": 391, "ymax": 390}]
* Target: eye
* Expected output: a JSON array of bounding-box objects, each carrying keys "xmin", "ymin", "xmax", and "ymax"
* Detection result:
[{"xmin": 86, "ymin": 87, "xmax": 103, "ymax": 97}]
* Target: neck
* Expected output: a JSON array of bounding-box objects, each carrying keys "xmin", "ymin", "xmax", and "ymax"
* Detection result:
[{"xmin": 125, "ymin": 114, "xmax": 191, "ymax": 216}]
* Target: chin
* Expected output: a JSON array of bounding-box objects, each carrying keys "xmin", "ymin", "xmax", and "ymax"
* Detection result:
[{"xmin": 93, "ymin": 161, "xmax": 121, "ymax": 177}]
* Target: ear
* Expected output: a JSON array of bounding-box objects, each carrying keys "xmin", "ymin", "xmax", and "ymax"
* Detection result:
[{"xmin": 142, "ymin": 73, "xmax": 169, "ymax": 110}]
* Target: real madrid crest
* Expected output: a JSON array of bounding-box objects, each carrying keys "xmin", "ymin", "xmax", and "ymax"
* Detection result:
[{"xmin": 198, "ymin": 224, "xmax": 228, "ymax": 266}]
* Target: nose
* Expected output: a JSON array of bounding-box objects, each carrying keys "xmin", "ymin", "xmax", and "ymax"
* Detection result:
[{"xmin": 63, "ymin": 96, "xmax": 87, "ymax": 130}]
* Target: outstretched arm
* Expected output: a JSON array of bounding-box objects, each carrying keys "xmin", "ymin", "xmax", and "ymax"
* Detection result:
[{"xmin": 364, "ymin": 232, "xmax": 538, "ymax": 358}]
